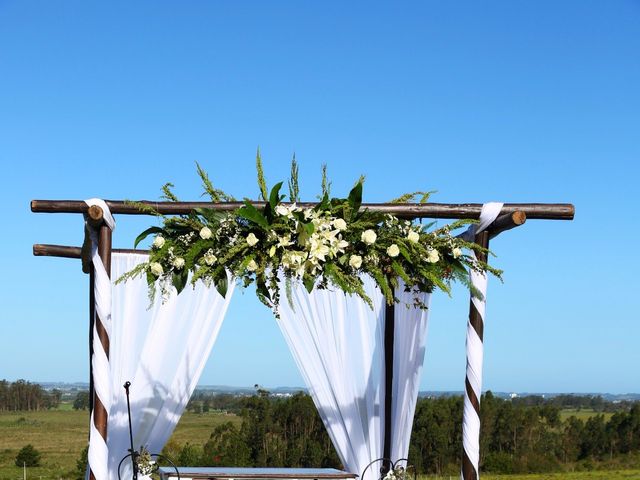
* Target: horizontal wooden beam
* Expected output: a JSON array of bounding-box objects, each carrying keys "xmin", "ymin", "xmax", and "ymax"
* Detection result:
[
  {"xmin": 31, "ymin": 200, "xmax": 575, "ymax": 220},
  {"xmin": 33, "ymin": 244, "xmax": 148, "ymax": 259}
]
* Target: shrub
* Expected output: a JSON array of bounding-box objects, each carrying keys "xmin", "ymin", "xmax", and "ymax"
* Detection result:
[{"xmin": 15, "ymin": 444, "xmax": 41, "ymax": 467}]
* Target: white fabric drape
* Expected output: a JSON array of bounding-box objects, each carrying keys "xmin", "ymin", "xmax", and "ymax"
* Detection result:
[
  {"xmin": 107, "ymin": 253, "xmax": 235, "ymax": 479},
  {"xmin": 277, "ymin": 277, "xmax": 430, "ymax": 478},
  {"xmin": 390, "ymin": 284, "xmax": 430, "ymax": 462}
]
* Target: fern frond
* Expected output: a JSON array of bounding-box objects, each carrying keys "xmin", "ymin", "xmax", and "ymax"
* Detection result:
[{"xmin": 161, "ymin": 183, "xmax": 179, "ymax": 202}]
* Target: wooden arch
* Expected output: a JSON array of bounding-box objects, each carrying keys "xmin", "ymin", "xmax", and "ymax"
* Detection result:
[{"xmin": 32, "ymin": 199, "xmax": 574, "ymax": 480}]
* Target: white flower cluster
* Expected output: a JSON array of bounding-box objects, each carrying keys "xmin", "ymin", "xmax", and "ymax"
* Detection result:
[{"xmin": 280, "ymin": 208, "xmax": 350, "ymax": 277}]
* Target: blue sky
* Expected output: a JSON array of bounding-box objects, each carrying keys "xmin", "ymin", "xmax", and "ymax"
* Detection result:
[{"xmin": 0, "ymin": 1, "xmax": 638, "ymax": 394}]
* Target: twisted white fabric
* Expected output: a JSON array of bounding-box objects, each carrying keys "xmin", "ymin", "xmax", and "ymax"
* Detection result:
[
  {"xmin": 108, "ymin": 253, "xmax": 235, "ymax": 480},
  {"xmin": 460, "ymin": 202, "xmax": 503, "ymax": 479},
  {"xmin": 277, "ymin": 277, "xmax": 430, "ymax": 479},
  {"xmin": 85, "ymin": 198, "xmax": 115, "ymax": 480}
]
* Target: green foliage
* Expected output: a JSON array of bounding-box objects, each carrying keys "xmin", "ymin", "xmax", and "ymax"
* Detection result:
[
  {"xmin": 197, "ymin": 162, "xmax": 236, "ymax": 202},
  {"xmin": 72, "ymin": 391, "xmax": 90, "ymax": 411},
  {"xmin": 177, "ymin": 443, "xmax": 203, "ymax": 466},
  {"xmin": 389, "ymin": 191, "xmax": 435, "ymax": 204},
  {"xmin": 203, "ymin": 422, "xmax": 251, "ymax": 466},
  {"xmin": 320, "ymin": 164, "xmax": 331, "ymax": 198},
  {"xmin": 74, "ymin": 446, "xmax": 88, "ymax": 480},
  {"xmin": 289, "ymin": 155, "xmax": 299, "ymax": 202},
  {"xmin": 161, "ymin": 182, "xmax": 179, "ymax": 202},
  {"xmin": 256, "ymin": 147, "xmax": 268, "ymax": 201},
  {"xmin": 15, "ymin": 444, "xmax": 41, "ymax": 467},
  {"xmin": 0, "ymin": 379, "xmax": 61, "ymax": 411},
  {"xmin": 121, "ymin": 160, "xmax": 501, "ymax": 315}
]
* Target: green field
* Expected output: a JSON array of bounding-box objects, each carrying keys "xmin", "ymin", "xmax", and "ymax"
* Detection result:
[
  {"xmin": 559, "ymin": 409, "xmax": 614, "ymax": 422},
  {"xmin": 0, "ymin": 408, "xmax": 637, "ymax": 480},
  {"xmin": 0, "ymin": 408, "xmax": 241, "ymax": 480}
]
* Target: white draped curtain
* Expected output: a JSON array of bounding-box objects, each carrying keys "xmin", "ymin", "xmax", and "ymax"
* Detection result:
[
  {"xmin": 277, "ymin": 276, "xmax": 430, "ymax": 478},
  {"xmin": 105, "ymin": 253, "xmax": 235, "ymax": 479}
]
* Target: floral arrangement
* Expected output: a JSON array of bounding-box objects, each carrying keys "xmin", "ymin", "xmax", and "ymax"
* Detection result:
[
  {"xmin": 135, "ymin": 446, "xmax": 156, "ymax": 477},
  {"xmin": 118, "ymin": 156, "xmax": 501, "ymax": 313},
  {"xmin": 382, "ymin": 465, "xmax": 413, "ymax": 480}
]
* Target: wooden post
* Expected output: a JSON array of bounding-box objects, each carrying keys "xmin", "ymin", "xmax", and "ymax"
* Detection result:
[
  {"xmin": 383, "ymin": 303, "xmax": 395, "ymax": 472},
  {"xmin": 461, "ymin": 230, "xmax": 489, "ymax": 480},
  {"xmin": 88, "ymin": 214, "xmax": 112, "ymax": 480}
]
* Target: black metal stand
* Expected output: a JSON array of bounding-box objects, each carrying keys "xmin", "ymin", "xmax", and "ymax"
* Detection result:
[{"xmin": 118, "ymin": 382, "xmax": 180, "ymax": 480}]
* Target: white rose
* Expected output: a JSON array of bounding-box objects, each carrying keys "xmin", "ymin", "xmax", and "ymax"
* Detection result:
[
  {"xmin": 246, "ymin": 259, "xmax": 258, "ymax": 271},
  {"xmin": 361, "ymin": 229, "xmax": 377, "ymax": 245},
  {"xmin": 427, "ymin": 248, "xmax": 440, "ymax": 263},
  {"xmin": 407, "ymin": 231, "xmax": 420, "ymax": 243},
  {"xmin": 269, "ymin": 245, "xmax": 277, "ymax": 257},
  {"xmin": 246, "ymin": 233, "xmax": 259, "ymax": 246},
  {"xmin": 149, "ymin": 262, "xmax": 163, "ymax": 276},
  {"xmin": 452, "ymin": 247, "xmax": 462, "ymax": 259},
  {"xmin": 349, "ymin": 255, "xmax": 363, "ymax": 269},
  {"xmin": 199, "ymin": 227, "xmax": 212, "ymax": 240},
  {"xmin": 152, "ymin": 236, "xmax": 165, "ymax": 248},
  {"xmin": 333, "ymin": 218, "xmax": 347, "ymax": 231},
  {"xmin": 203, "ymin": 253, "xmax": 217, "ymax": 266},
  {"xmin": 172, "ymin": 257, "xmax": 185, "ymax": 269},
  {"xmin": 387, "ymin": 244, "xmax": 400, "ymax": 257}
]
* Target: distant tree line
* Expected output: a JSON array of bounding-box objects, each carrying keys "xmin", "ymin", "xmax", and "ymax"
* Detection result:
[
  {"xmin": 186, "ymin": 392, "xmax": 245, "ymax": 414},
  {"xmin": 164, "ymin": 390, "xmax": 339, "ymax": 468},
  {"xmin": 163, "ymin": 391, "xmax": 640, "ymax": 475},
  {"xmin": 0, "ymin": 379, "xmax": 61, "ymax": 411},
  {"xmin": 410, "ymin": 392, "xmax": 640, "ymax": 474}
]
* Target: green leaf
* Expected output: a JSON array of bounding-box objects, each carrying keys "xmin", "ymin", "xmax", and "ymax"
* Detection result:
[
  {"xmin": 237, "ymin": 201, "xmax": 269, "ymax": 228},
  {"xmin": 269, "ymin": 181, "xmax": 284, "ymax": 210},
  {"xmin": 134, "ymin": 227, "xmax": 165, "ymax": 248},
  {"xmin": 303, "ymin": 222, "xmax": 315, "ymax": 236},
  {"xmin": 215, "ymin": 277, "xmax": 228, "ymax": 298},
  {"xmin": 315, "ymin": 192, "xmax": 330, "ymax": 212},
  {"xmin": 172, "ymin": 270, "xmax": 188, "ymax": 295},
  {"xmin": 303, "ymin": 276, "xmax": 315, "ymax": 293},
  {"xmin": 347, "ymin": 181, "xmax": 363, "ymax": 218},
  {"xmin": 256, "ymin": 280, "xmax": 272, "ymax": 305}
]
